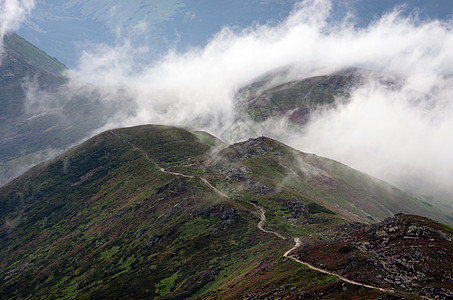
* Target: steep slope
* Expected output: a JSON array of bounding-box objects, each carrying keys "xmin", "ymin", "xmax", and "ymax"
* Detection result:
[
  {"xmin": 0, "ymin": 33, "xmax": 126, "ymax": 186},
  {"xmin": 209, "ymin": 136, "xmax": 452, "ymax": 227},
  {"xmin": 1, "ymin": 124, "xmax": 451, "ymax": 298},
  {"xmin": 2, "ymin": 33, "xmax": 66, "ymax": 76},
  {"xmin": 0, "ymin": 33, "xmax": 66, "ymax": 121}
]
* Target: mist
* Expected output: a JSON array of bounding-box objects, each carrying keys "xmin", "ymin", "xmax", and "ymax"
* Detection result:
[
  {"xmin": 25, "ymin": 0, "xmax": 453, "ymax": 203},
  {"xmin": 0, "ymin": 0, "xmax": 35, "ymax": 52}
]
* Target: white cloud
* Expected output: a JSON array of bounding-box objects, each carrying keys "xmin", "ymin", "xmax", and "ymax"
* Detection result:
[
  {"xmin": 66, "ymin": 0, "xmax": 453, "ymax": 202},
  {"xmin": 0, "ymin": 0, "xmax": 35, "ymax": 48}
]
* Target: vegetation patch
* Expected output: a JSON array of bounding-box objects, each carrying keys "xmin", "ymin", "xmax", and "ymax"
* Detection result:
[
  {"xmin": 338, "ymin": 245, "xmax": 355, "ymax": 254},
  {"xmin": 307, "ymin": 202, "xmax": 335, "ymax": 215}
]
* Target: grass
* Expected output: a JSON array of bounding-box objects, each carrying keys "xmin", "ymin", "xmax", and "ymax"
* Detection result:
[
  {"xmin": 0, "ymin": 125, "xmax": 448, "ymax": 298},
  {"xmin": 3, "ymin": 32, "xmax": 66, "ymax": 75}
]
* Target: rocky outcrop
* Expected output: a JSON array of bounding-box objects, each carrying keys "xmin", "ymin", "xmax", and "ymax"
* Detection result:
[{"xmin": 294, "ymin": 214, "xmax": 453, "ymax": 299}]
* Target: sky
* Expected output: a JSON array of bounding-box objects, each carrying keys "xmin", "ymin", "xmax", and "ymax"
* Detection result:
[{"xmin": 3, "ymin": 0, "xmax": 453, "ymax": 203}]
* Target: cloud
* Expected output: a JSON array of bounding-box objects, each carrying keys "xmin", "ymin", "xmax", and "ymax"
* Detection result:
[
  {"xmin": 0, "ymin": 0, "xmax": 35, "ymax": 49},
  {"xmin": 295, "ymin": 79, "xmax": 453, "ymax": 198},
  {"xmin": 61, "ymin": 0, "xmax": 453, "ymax": 202}
]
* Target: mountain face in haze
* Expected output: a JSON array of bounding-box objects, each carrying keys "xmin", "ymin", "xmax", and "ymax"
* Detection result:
[
  {"xmin": 0, "ymin": 33, "xmax": 66, "ymax": 184},
  {"xmin": 1, "ymin": 124, "xmax": 451, "ymax": 298},
  {"xmin": 0, "ymin": 33, "xmax": 66, "ymax": 122},
  {"xmin": 18, "ymin": 0, "xmax": 453, "ymax": 67},
  {"xmin": 235, "ymin": 65, "xmax": 453, "ymax": 223},
  {"xmin": 0, "ymin": 33, "xmax": 129, "ymax": 186},
  {"xmin": 235, "ymin": 67, "xmax": 402, "ymax": 125},
  {"xmin": 236, "ymin": 67, "xmax": 365, "ymax": 124}
]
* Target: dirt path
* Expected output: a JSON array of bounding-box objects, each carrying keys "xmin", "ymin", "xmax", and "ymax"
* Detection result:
[
  {"xmin": 249, "ymin": 202, "xmax": 286, "ymax": 240},
  {"xmin": 252, "ymin": 207, "xmax": 396, "ymax": 294},
  {"xmin": 199, "ymin": 177, "xmax": 230, "ymax": 198},
  {"xmin": 159, "ymin": 167, "xmax": 194, "ymax": 179},
  {"xmin": 283, "ymin": 238, "xmax": 392, "ymax": 292},
  {"xmin": 110, "ymin": 129, "xmax": 394, "ymax": 294}
]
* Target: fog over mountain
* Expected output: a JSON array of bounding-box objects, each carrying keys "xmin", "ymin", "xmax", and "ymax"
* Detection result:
[
  {"xmin": 0, "ymin": 0, "xmax": 35, "ymax": 52},
  {"xmin": 60, "ymin": 0, "xmax": 453, "ymax": 204},
  {"xmin": 3, "ymin": 0, "xmax": 453, "ymax": 205},
  {"xmin": 2, "ymin": 1, "xmax": 453, "ymax": 298}
]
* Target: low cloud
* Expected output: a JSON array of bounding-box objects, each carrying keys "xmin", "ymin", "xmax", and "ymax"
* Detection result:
[
  {"xmin": 38, "ymin": 0, "xmax": 453, "ymax": 203},
  {"xmin": 294, "ymin": 77, "xmax": 453, "ymax": 199},
  {"xmin": 0, "ymin": 0, "xmax": 35, "ymax": 51}
]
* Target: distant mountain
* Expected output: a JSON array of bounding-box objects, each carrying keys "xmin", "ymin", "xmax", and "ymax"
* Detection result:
[
  {"xmin": 0, "ymin": 33, "xmax": 128, "ymax": 186},
  {"xmin": 0, "ymin": 33, "xmax": 66, "ymax": 119},
  {"xmin": 235, "ymin": 67, "xmax": 401, "ymax": 123},
  {"xmin": 236, "ymin": 67, "xmax": 363, "ymax": 123},
  {"xmin": 1, "ymin": 124, "xmax": 451, "ymax": 298},
  {"xmin": 17, "ymin": 1, "xmax": 453, "ymax": 67},
  {"xmin": 2, "ymin": 33, "xmax": 66, "ymax": 76}
]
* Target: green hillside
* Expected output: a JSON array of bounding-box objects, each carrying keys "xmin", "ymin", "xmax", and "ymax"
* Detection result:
[
  {"xmin": 3, "ymin": 32, "xmax": 66, "ymax": 76},
  {"xmin": 0, "ymin": 33, "xmax": 123, "ymax": 186},
  {"xmin": 1, "ymin": 125, "xmax": 450, "ymax": 298}
]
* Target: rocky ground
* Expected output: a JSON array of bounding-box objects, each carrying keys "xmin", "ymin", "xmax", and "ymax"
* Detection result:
[{"xmin": 293, "ymin": 214, "xmax": 453, "ymax": 299}]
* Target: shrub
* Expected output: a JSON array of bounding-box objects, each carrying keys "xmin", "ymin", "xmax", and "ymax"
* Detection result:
[{"xmin": 338, "ymin": 245, "xmax": 355, "ymax": 254}]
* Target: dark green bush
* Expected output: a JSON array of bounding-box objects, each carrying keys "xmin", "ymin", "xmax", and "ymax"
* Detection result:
[{"xmin": 338, "ymin": 245, "xmax": 355, "ymax": 254}]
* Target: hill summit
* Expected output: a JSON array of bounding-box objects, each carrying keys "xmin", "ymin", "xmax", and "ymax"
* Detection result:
[{"xmin": 1, "ymin": 124, "xmax": 451, "ymax": 298}]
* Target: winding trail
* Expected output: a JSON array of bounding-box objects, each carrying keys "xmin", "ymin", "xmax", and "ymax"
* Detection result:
[
  {"xmin": 283, "ymin": 239, "xmax": 392, "ymax": 293},
  {"xmin": 254, "ymin": 208, "xmax": 396, "ymax": 294},
  {"xmin": 159, "ymin": 167, "xmax": 194, "ymax": 179},
  {"xmin": 110, "ymin": 129, "xmax": 395, "ymax": 295},
  {"xmin": 199, "ymin": 177, "xmax": 229, "ymax": 198},
  {"xmin": 249, "ymin": 202, "xmax": 286, "ymax": 240}
]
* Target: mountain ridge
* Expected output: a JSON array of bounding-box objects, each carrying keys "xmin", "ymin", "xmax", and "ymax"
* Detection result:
[{"xmin": 1, "ymin": 124, "xmax": 451, "ymax": 298}]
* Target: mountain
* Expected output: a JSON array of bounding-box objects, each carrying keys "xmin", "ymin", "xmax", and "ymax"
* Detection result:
[
  {"xmin": 0, "ymin": 32, "xmax": 66, "ymax": 122},
  {"xmin": 2, "ymin": 33, "xmax": 66, "ymax": 76},
  {"xmin": 1, "ymin": 124, "xmax": 451, "ymax": 298},
  {"xmin": 235, "ymin": 66, "xmax": 402, "ymax": 124},
  {"xmin": 18, "ymin": 0, "xmax": 453, "ymax": 67},
  {"xmin": 0, "ymin": 32, "xmax": 66, "ymax": 183},
  {"xmin": 236, "ymin": 67, "xmax": 363, "ymax": 123},
  {"xmin": 0, "ymin": 33, "xmax": 128, "ymax": 186},
  {"xmin": 235, "ymin": 64, "xmax": 453, "ymax": 220}
]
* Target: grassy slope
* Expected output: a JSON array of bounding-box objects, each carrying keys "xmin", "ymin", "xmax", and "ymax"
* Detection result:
[
  {"xmin": 212, "ymin": 137, "xmax": 452, "ymax": 227},
  {"xmin": 0, "ymin": 125, "xmax": 389, "ymax": 298},
  {"xmin": 3, "ymin": 32, "xmax": 66, "ymax": 76},
  {"xmin": 0, "ymin": 33, "xmax": 125, "ymax": 186},
  {"xmin": 1, "ymin": 125, "xmax": 450, "ymax": 298}
]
